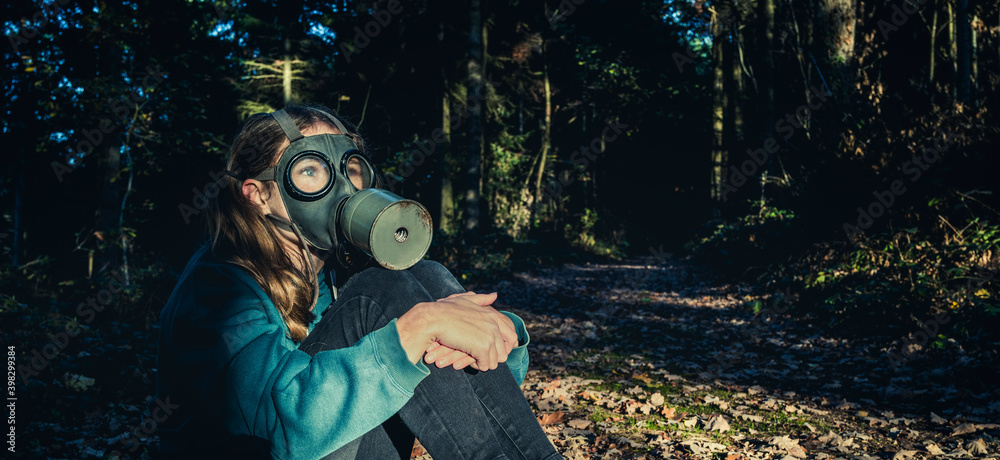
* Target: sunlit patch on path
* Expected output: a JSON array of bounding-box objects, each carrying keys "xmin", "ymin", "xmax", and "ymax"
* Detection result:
[{"xmin": 434, "ymin": 256, "xmax": 1000, "ymax": 460}]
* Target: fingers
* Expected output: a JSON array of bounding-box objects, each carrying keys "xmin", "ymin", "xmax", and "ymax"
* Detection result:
[
  {"xmin": 442, "ymin": 292, "xmax": 497, "ymax": 307},
  {"xmin": 425, "ymin": 346, "xmax": 469, "ymax": 368},
  {"xmin": 488, "ymin": 309, "xmax": 518, "ymax": 347},
  {"xmin": 437, "ymin": 290, "xmax": 476, "ymax": 301},
  {"xmin": 451, "ymin": 355, "xmax": 477, "ymax": 370},
  {"xmin": 424, "ymin": 340, "xmax": 504, "ymax": 371}
]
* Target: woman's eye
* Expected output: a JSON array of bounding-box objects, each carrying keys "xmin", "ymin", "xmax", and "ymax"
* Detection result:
[{"xmin": 290, "ymin": 157, "xmax": 330, "ymax": 193}]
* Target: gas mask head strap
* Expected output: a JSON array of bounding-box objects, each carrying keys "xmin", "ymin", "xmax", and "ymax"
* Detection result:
[
  {"xmin": 270, "ymin": 108, "xmax": 352, "ymax": 142},
  {"xmin": 270, "ymin": 109, "xmax": 304, "ymax": 142}
]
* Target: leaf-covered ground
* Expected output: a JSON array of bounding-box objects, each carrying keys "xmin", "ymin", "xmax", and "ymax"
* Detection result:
[
  {"xmin": 437, "ymin": 255, "xmax": 1000, "ymax": 459},
  {"xmin": 14, "ymin": 254, "xmax": 998, "ymax": 459}
]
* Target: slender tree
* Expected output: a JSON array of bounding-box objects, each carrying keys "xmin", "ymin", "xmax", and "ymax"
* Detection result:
[
  {"xmin": 710, "ymin": 4, "xmax": 727, "ymax": 214},
  {"xmin": 464, "ymin": 0, "xmax": 485, "ymax": 241},
  {"xmin": 956, "ymin": 0, "xmax": 972, "ymax": 103},
  {"xmin": 758, "ymin": 0, "xmax": 775, "ymax": 207},
  {"xmin": 439, "ymin": 16, "xmax": 455, "ymax": 233},
  {"xmin": 533, "ymin": 41, "xmax": 552, "ymax": 218}
]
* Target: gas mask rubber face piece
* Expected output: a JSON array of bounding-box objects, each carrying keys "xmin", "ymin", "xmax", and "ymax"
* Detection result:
[{"xmin": 255, "ymin": 109, "xmax": 432, "ymax": 270}]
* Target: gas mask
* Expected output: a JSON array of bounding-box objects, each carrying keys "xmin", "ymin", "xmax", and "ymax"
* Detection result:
[{"xmin": 254, "ymin": 108, "xmax": 432, "ymax": 271}]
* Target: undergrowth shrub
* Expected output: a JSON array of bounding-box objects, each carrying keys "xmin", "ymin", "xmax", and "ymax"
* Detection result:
[
  {"xmin": 800, "ymin": 215, "xmax": 999, "ymax": 342},
  {"xmin": 686, "ymin": 203, "xmax": 804, "ymax": 275}
]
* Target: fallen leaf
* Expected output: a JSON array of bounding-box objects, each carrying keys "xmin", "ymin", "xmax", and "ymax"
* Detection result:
[
  {"xmin": 621, "ymin": 400, "xmax": 643, "ymax": 415},
  {"xmin": 705, "ymin": 415, "xmax": 730, "ymax": 432},
  {"xmin": 925, "ymin": 443, "xmax": 946, "ymax": 455},
  {"xmin": 538, "ymin": 411, "xmax": 566, "ymax": 425},
  {"xmin": 769, "ymin": 435, "xmax": 800, "ymax": 450},
  {"xmin": 567, "ymin": 419, "xmax": 592, "ymax": 430},
  {"xmin": 818, "ymin": 431, "xmax": 848, "ymax": 447},
  {"xmin": 951, "ymin": 423, "xmax": 978, "ymax": 436},
  {"xmin": 930, "ymin": 412, "xmax": 948, "ymax": 425},
  {"xmin": 632, "ymin": 373, "xmax": 653, "ymax": 384},
  {"xmin": 736, "ymin": 413, "xmax": 763, "ymax": 423},
  {"xmin": 410, "ymin": 440, "xmax": 426, "ymax": 457},
  {"xmin": 650, "ymin": 393, "xmax": 665, "ymax": 406},
  {"xmin": 891, "ymin": 450, "xmax": 917, "ymax": 460},
  {"xmin": 662, "ymin": 406, "xmax": 683, "ymax": 420},
  {"xmin": 787, "ymin": 445, "xmax": 807, "ymax": 459},
  {"xmin": 967, "ymin": 438, "xmax": 988, "ymax": 455},
  {"xmin": 682, "ymin": 441, "xmax": 710, "ymax": 455}
]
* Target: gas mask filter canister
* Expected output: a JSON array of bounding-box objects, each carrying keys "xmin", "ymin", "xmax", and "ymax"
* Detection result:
[{"xmin": 254, "ymin": 108, "xmax": 432, "ymax": 270}]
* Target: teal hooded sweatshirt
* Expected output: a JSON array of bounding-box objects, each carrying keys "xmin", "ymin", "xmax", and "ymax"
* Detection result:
[{"xmin": 155, "ymin": 245, "xmax": 530, "ymax": 460}]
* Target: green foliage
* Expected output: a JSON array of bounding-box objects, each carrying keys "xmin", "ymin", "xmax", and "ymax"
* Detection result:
[
  {"xmin": 563, "ymin": 208, "xmax": 628, "ymax": 259},
  {"xmin": 486, "ymin": 133, "xmax": 535, "ymax": 239},
  {"xmin": 687, "ymin": 203, "xmax": 802, "ymax": 273},
  {"xmin": 799, "ymin": 213, "xmax": 1000, "ymax": 340}
]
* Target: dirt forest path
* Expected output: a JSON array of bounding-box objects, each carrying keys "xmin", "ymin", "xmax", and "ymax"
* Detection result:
[{"xmin": 423, "ymin": 255, "xmax": 1000, "ymax": 459}]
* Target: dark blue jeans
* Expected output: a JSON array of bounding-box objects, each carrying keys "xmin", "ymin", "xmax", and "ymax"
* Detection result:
[{"xmin": 299, "ymin": 261, "xmax": 561, "ymax": 460}]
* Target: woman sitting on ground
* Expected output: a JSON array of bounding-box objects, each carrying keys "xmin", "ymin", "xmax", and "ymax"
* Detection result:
[{"xmin": 155, "ymin": 104, "xmax": 560, "ymax": 460}]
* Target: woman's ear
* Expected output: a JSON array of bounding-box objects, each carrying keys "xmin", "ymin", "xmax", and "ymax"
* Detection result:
[{"xmin": 242, "ymin": 179, "xmax": 271, "ymax": 212}]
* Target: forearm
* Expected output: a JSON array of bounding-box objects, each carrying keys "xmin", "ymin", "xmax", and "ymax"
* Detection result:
[{"xmin": 250, "ymin": 323, "xmax": 429, "ymax": 459}]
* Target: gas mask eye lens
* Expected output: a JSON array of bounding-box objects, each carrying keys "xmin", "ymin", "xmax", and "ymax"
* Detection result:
[
  {"xmin": 289, "ymin": 154, "xmax": 332, "ymax": 196},
  {"xmin": 345, "ymin": 154, "xmax": 373, "ymax": 190}
]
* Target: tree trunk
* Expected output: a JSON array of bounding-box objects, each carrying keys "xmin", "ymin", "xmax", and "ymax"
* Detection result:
[
  {"xmin": 949, "ymin": 1, "xmax": 957, "ymax": 99},
  {"xmin": 731, "ymin": 21, "xmax": 744, "ymax": 146},
  {"xmin": 533, "ymin": 49, "xmax": 552, "ymax": 218},
  {"xmin": 758, "ymin": 0, "xmax": 775, "ymax": 207},
  {"xmin": 821, "ymin": 0, "xmax": 855, "ymax": 102},
  {"xmin": 283, "ymin": 37, "xmax": 293, "ymax": 104},
  {"xmin": 435, "ymin": 14, "xmax": 454, "ymax": 234},
  {"xmin": 463, "ymin": 0, "xmax": 484, "ymax": 241},
  {"xmin": 970, "ymin": 12, "xmax": 978, "ymax": 104},
  {"xmin": 710, "ymin": 7, "xmax": 727, "ymax": 215},
  {"xmin": 930, "ymin": 0, "xmax": 938, "ymax": 84},
  {"xmin": 439, "ymin": 73, "xmax": 454, "ymax": 233},
  {"xmin": 956, "ymin": 0, "xmax": 971, "ymax": 103},
  {"xmin": 726, "ymin": 5, "xmax": 744, "ymax": 213},
  {"xmin": 590, "ymin": 105, "xmax": 598, "ymax": 214},
  {"xmin": 823, "ymin": 0, "xmax": 855, "ymax": 67}
]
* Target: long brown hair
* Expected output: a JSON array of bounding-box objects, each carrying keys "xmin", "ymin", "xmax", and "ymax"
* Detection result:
[{"xmin": 207, "ymin": 104, "xmax": 367, "ymax": 341}]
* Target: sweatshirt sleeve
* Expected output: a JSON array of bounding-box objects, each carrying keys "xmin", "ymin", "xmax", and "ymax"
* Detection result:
[
  {"xmin": 500, "ymin": 311, "xmax": 531, "ymax": 386},
  {"xmin": 163, "ymin": 263, "xmax": 430, "ymax": 460}
]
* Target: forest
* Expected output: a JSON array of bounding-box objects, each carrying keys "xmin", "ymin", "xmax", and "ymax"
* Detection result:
[{"xmin": 2, "ymin": 0, "xmax": 999, "ymax": 458}]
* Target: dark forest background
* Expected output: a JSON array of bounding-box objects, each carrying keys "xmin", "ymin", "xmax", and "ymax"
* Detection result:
[{"xmin": 2, "ymin": 0, "xmax": 999, "ymax": 457}]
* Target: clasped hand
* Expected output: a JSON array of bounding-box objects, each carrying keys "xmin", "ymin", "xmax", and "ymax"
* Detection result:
[{"xmin": 397, "ymin": 291, "xmax": 517, "ymax": 372}]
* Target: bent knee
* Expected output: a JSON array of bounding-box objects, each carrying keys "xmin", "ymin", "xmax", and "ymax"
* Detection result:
[
  {"xmin": 409, "ymin": 260, "xmax": 453, "ymax": 279},
  {"xmin": 345, "ymin": 265, "xmax": 422, "ymax": 291},
  {"xmin": 406, "ymin": 260, "xmax": 464, "ymax": 298}
]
